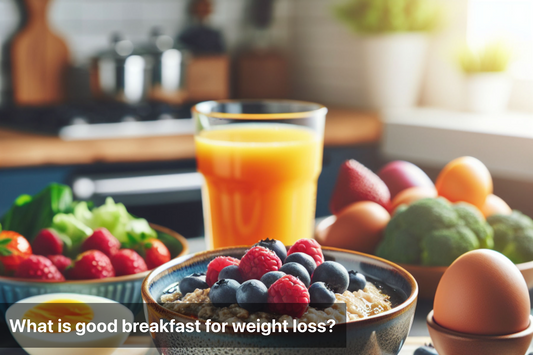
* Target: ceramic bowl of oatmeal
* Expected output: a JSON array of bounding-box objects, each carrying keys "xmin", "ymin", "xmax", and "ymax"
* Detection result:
[{"xmin": 141, "ymin": 246, "xmax": 418, "ymax": 355}]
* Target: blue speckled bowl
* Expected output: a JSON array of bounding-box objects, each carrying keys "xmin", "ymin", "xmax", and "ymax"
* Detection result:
[
  {"xmin": 142, "ymin": 246, "xmax": 418, "ymax": 355},
  {"xmin": 0, "ymin": 224, "xmax": 188, "ymax": 315}
]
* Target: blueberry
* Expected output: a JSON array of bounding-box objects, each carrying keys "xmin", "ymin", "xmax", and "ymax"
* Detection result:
[
  {"xmin": 236, "ymin": 280, "xmax": 268, "ymax": 312},
  {"xmin": 285, "ymin": 252, "xmax": 316, "ymax": 276},
  {"xmin": 179, "ymin": 273, "xmax": 208, "ymax": 295},
  {"xmin": 254, "ymin": 238, "xmax": 287, "ymax": 261},
  {"xmin": 279, "ymin": 262, "xmax": 310, "ymax": 287},
  {"xmin": 260, "ymin": 271, "xmax": 286, "ymax": 289},
  {"xmin": 348, "ymin": 270, "xmax": 367, "ymax": 292},
  {"xmin": 209, "ymin": 279, "xmax": 240, "ymax": 307},
  {"xmin": 308, "ymin": 282, "xmax": 335, "ymax": 309},
  {"xmin": 311, "ymin": 261, "xmax": 349, "ymax": 294},
  {"xmin": 218, "ymin": 265, "xmax": 243, "ymax": 283},
  {"xmin": 413, "ymin": 345, "xmax": 438, "ymax": 355}
]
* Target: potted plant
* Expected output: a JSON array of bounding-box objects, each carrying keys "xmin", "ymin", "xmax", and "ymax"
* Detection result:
[
  {"xmin": 458, "ymin": 42, "xmax": 513, "ymax": 114},
  {"xmin": 334, "ymin": 0, "xmax": 441, "ymax": 109}
]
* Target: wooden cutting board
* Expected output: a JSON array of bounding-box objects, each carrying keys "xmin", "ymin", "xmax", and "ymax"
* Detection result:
[{"xmin": 11, "ymin": 0, "xmax": 70, "ymax": 105}]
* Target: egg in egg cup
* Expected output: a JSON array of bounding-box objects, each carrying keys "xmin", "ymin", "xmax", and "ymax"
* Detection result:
[{"xmin": 427, "ymin": 249, "xmax": 533, "ymax": 355}]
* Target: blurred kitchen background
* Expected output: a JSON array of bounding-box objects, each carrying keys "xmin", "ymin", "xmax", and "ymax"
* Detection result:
[{"xmin": 1, "ymin": 0, "xmax": 533, "ymax": 238}]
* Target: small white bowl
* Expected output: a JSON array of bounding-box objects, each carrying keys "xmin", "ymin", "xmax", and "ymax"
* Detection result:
[{"xmin": 5, "ymin": 293, "xmax": 133, "ymax": 355}]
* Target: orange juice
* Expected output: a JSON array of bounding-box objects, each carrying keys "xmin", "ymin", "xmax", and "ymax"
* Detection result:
[{"xmin": 195, "ymin": 123, "xmax": 323, "ymax": 249}]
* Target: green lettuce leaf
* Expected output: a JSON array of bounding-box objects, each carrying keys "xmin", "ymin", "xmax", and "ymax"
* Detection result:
[
  {"xmin": 51, "ymin": 214, "xmax": 93, "ymax": 257},
  {"xmin": 0, "ymin": 184, "xmax": 73, "ymax": 241},
  {"xmin": 74, "ymin": 197, "xmax": 156, "ymax": 244}
]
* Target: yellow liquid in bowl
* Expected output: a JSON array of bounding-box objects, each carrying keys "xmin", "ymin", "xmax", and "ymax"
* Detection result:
[{"xmin": 23, "ymin": 299, "xmax": 94, "ymax": 333}]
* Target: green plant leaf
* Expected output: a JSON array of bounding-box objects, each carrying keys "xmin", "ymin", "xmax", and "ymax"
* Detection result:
[
  {"xmin": 0, "ymin": 249, "xmax": 13, "ymax": 256},
  {"xmin": 458, "ymin": 41, "xmax": 512, "ymax": 73},
  {"xmin": 333, "ymin": 0, "xmax": 442, "ymax": 34},
  {"xmin": 0, "ymin": 184, "xmax": 73, "ymax": 241},
  {"xmin": 0, "ymin": 238, "xmax": 12, "ymax": 246}
]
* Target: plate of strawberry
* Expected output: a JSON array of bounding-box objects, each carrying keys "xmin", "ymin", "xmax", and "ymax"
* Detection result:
[{"xmin": 0, "ymin": 223, "xmax": 188, "ymax": 314}]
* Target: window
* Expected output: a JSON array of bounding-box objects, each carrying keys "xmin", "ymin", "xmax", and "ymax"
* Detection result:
[{"xmin": 468, "ymin": 0, "xmax": 533, "ymax": 80}]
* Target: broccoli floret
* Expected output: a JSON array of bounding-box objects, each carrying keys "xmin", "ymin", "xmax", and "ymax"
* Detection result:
[
  {"xmin": 376, "ymin": 229, "xmax": 422, "ymax": 264},
  {"xmin": 491, "ymin": 224, "xmax": 515, "ymax": 251},
  {"xmin": 487, "ymin": 211, "xmax": 533, "ymax": 263},
  {"xmin": 488, "ymin": 211, "xmax": 533, "ymax": 230},
  {"xmin": 453, "ymin": 203, "xmax": 494, "ymax": 248},
  {"xmin": 375, "ymin": 197, "xmax": 494, "ymax": 266},
  {"xmin": 501, "ymin": 229, "xmax": 533, "ymax": 264},
  {"xmin": 421, "ymin": 226, "xmax": 480, "ymax": 266},
  {"xmin": 395, "ymin": 197, "xmax": 458, "ymax": 236}
]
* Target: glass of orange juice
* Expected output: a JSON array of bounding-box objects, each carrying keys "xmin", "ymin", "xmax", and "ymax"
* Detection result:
[{"xmin": 193, "ymin": 100, "xmax": 327, "ymax": 249}]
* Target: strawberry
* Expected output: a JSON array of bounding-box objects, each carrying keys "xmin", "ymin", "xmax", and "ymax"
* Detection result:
[
  {"xmin": 15, "ymin": 255, "xmax": 64, "ymax": 281},
  {"xmin": 81, "ymin": 228, "xmax": 121, "ymax": 257},
  {"xmin": 330, "ymin": 159, "xmax": 391, "ymax": 215},
  {"xmin": 140, "ymin": 238, "xmax": 171, "ymax": 270},
  {"xmin": 111, "ymin": 249, "xmax": 148, "ymax": 276},
  {"xmin": 239, "ymin": 246, "xmax": 282, "ymax": 281},
  {"xmin": 0, "ymin": 231, "xmax": 32, "ymax": 275},
  {"xmin": 47, "ymin": 255, "xmax": 72, "ymax": 275},
  {"xmin": 206, "ymin": 256, "xmax": 240, "ymax": 286},
  {"xmin": 33, "ymin": 229, "xmax": 63, "ymax": 256},
  {"xmin": 287, "ymin": 238, "xmax": 324, "ymax": 266},
  {"xmin": 68, "ymin": 250, "xmax": 115, "ymax": 280},
  {"xmin": 267, "ymin": 275, "xmax": 310, "ymax": 318}
]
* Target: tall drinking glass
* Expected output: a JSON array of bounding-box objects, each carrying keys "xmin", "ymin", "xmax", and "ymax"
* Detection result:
[{"xmin": 193, "ymin": 100, "xmax": 327, "ymax": 249}]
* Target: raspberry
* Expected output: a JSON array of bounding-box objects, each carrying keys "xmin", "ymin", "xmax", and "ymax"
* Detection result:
[
  {"xmin": 239, "ymin": 246, "xmax": 282, "ymax": 281},
  {"xmin": 287, "ymin": 239, "xmax": 324, "ymax": 266},
  {"xmin": 253, "ymin": 238, "xmax": 287, "ymax": 261},
  {"xmin": 267, "ymin": 275, "xmax": 310, "ymax": 318},
  {"xmin": 206, "ymin": 256, "xmax": 240, "ymax": 286}
]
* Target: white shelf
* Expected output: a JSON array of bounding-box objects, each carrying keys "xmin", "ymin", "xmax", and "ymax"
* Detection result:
[{"xmin": 381, "ymin": 108, "xmax": 533, "ymax": 181}]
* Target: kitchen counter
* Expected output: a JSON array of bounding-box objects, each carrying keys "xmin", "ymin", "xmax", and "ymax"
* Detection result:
[{"xmin": 0, "ymin": 109, "xmax": 380, "ymax": 168}]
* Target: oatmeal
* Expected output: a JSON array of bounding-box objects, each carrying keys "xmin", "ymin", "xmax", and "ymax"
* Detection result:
[
  {"xmin": 160, "ymin": 239, "xmax": 398, "ymax": 326},
  {"xmin": 161, "ymin": 281, "xmax": 391, "ymax": 324}
]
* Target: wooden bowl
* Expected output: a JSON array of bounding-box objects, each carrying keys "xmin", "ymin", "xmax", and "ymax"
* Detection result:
[
  {"xmin": 427, "ymin": 310, "xmax": 533, "ymax": 355},
  {"xmin": 315, "ymin": 216, "xmax": 533, "ymax": 300}
]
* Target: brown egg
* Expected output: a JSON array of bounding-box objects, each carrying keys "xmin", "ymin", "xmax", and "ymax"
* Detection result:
[
  {"xmin": 481, "ymin": 194, "xmax": 512, "ymax": 218},
  {"xmin": 391, "ymin": 186, "xmax": 438, "ymax": 213},
  {"xmin": 315, "ymin": 216, "xmax": 336, "ymax": 245},
  {"xmin": 321, "ymin": 201, "xmax": 390, "ymax": 254},
  {"xmin": 434, "ymin": 249, "xmax": 530, "ymax": 335}
]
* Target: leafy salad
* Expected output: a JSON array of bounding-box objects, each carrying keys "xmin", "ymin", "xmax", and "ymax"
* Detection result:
[{"xmin": 1, "ymin": 183, "xmax": 157, "ymax": 258}]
